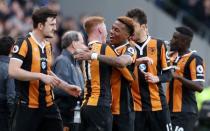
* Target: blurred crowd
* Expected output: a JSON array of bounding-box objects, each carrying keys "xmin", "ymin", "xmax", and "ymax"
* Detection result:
[
  {"xmin": 170, "ymin": 0, "xmax": 210, "ymax": 28},
  {"xmin": 155, "ymin": 0, "xmax": 210, "ymax": 28},
  {"xmin": 0, "ymin": 0, "xmax": 88, "ymax": 59}
]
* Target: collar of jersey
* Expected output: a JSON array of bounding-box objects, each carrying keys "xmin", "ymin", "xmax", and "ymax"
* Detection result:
[
  {"xmin": 88, "ymin": 40, "xmax": 101, "ymax": 47},
  {"xmin": 135, "ymin": 35, "xmax": 151, "ymax": 55},
  {"xmin": 114, "ymin": 41, "xmax": 129, "ymax": 55},
  {"xmin": 29, "ymin": 32, "xmax": 47, "ymax": 52},
  {"xmin": 180, "ymin": 50, "xmax": 197, "ymax": 58}
]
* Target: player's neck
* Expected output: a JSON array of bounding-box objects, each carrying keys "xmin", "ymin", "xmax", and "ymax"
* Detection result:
[
  {"xmin": 114, "ymin": 40, "xmax": 128, "ymax": 47},
  {"xmin": 138, "ymin": 35, "xmax": 148, "ymax": 44},
  {"xmin": 88, "ymin": 34, "xmax": 102, "ymax": 43},
  {"xmin": 32, "ymin": 30, "xmax": 45, "ymax": 43},
  {"xmin": 178, "ymin": 49, "xmax": 190, "ymax": 56}
]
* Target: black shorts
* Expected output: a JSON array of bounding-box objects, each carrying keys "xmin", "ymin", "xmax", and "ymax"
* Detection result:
[
  {"xmin": 12, "ymin": 104, "xmax": 63, "ymax": 131},
  {"xmin": 79, "ymin": 105, "xmax": 113, "ymax": 131},
  {"xmin": 171, "ymin": 112, "xmax": 198, "ymax": 131},
  {"xmin": 112, "ymin": 111, "xmax": 135, "ymax": 131},
  {"xmin": 135, "ymin": 109, "xmax": 172, "ymax": 131}
]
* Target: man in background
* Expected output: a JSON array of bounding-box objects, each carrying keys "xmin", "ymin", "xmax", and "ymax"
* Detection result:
[
  {"xmin": 0, "ymin": 36, "xmax": 16, "ymax": 131},
  {"xmin": 52, "ymin": 31, "xmax": 87, "ymax": 131}
]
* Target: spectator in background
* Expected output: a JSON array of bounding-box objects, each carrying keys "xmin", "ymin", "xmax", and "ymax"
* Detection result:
[
  {"xmin": 182, "ymin": 0, "xmax": 203, "ymax": 20},
  {"xmin": 201, "ymin": 0, "xmax": 210, "ymax": 27},
  {"xmin": 78, "ymin": 14, "xmax": 89, "ymax": 45},
  {"xmin": 0, "ymin": 36, "xmax": 16, "ymax": 131},
  {"xmin": 47, "ymin": 0, "xmax": 60, "ymax": 12},
  {"xmin": 52, "ymin": 31, "xmax": 86, "ymax": 131}
]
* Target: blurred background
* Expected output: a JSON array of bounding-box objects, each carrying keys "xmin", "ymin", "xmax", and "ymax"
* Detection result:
[{"xmin": 0, "ymin": 0, "xmax": 210, "ymax": 130}]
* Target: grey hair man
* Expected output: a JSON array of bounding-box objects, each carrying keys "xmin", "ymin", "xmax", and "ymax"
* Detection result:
[{"xmin": 52, "ymin": 31, "xmax": 87, "ymax": 131}]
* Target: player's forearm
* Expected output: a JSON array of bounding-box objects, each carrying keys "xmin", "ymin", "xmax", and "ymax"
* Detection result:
[
  {"xmin": 97, "ymin": 55, "xmax": 132, "ymax": 68},
  {"xmin": 177, "ymin": 77, "xmax": 204, "ymax": 92},
  {"xmin": 9, "ymin": 67, "xmax": 41, "ymax": 81}
]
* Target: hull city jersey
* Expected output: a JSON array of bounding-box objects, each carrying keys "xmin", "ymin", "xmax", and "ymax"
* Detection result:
[
  {"xmin": 111, "ymin": 42, "xmax": 137, "ymax": 114},
  {"xmin": 11, "ymin": 33, "xmax": 53, "ymax": 108},
  {"xmin": 166, "ymin": 51, "xmax": 205, "ymax": 113},
  {"xmin": 83, "ymin": 41, "xmax": 134, "ymax": 107},
  {"xmin": 131, "ymin": 36, "xmax": 170, "ymax": 111}
]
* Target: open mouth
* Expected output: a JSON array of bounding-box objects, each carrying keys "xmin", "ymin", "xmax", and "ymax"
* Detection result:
[{"xmin": 110, "ymin": 36, "xmax": 114, "ymax": 41}]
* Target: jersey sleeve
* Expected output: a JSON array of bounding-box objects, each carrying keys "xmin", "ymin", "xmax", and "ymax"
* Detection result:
[
  {"xmin": 11, "ymin": 38, "xmax": 28, "ymax": 62},
  {"xmin": 122, "ymin": 45, "xmax": 137, "ymax": 63},
  {"xmin": 190, "ymin": 56, "xmax": 205, "ymax": 82}
]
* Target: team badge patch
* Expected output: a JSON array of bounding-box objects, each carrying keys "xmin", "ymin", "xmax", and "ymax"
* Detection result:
[
  {"xmin": 12, "ymin": 45, "xmax": 19, "ymax": 53},
  {"xmin": 139, "ymin": 64, "xmax": 146, "ymax": 72},
  {"xmin": 148, "ymin": 47, "xmax": 156, "ymax": 55},
  {"xmin": 41, "ymin": 61, "xmax": 46, "ymax": 70},
  {"xmin": 196, "ymin": 65, "xmax": 204, "ymax": 74}
]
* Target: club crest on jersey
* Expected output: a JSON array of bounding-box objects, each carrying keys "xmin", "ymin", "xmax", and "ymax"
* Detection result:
[
  {"xmin": 148, "ymin": 47, "xmax": 156, "ymax": 55},
  {"xmin": 41, "ymin": 61, "xmax": 46, "ymax": 70},
  {"xmin": 12, "ymin": 45, "xmax": 19, "ymax": 53},
  {"xmin": 139, "ymin": 64, "xmax": 146, "ymax": 72},
  {"xmin": 197, "ymin": 65, "xmax": 204, "ymax": 74}
]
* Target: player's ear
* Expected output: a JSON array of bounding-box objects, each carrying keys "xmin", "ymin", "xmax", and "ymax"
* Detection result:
[
  {"xmin": 38, "ymin": 23, "xmax": 44, "ymax": 30},
  {"xmin": 98, "ymin": 26, "xmax": 102, "ymax": 34}
]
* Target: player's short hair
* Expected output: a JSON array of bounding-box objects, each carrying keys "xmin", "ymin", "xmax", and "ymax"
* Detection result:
[
  {"xmin": 176, "ymin": 26, "xmax": 193, "ymax": 38},
  {"xmin": 32, "ymin": 6, "xmax": 57, "ymax": 28},
  {"xmin": 83, "ymin": 16, "xmax": 105, "ymax": 34},
  {"xmin": 117, "ymin": 16, "xmax": 135, "ymax": 36},
  {"xmin": 126, "ymin": 8, "xmax": 147, "ymax": 25},
  {"xmin": 0, "ymin": 36, "xmax": 15, "ymax": 55}
]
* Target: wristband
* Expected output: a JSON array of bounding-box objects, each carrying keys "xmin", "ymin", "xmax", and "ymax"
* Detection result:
[{"xmin": 91, "ymin": 53, "xmax": 98, "ymax": 60}]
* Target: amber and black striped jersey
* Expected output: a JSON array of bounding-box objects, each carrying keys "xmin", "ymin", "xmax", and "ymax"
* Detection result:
[
  {"xmin": 131, "ymin": 36, "xmax": 170, "ymax": 111},
  {"xmin": 11, "ymin": 32, "xmax": 53, "ymax": 108},
  {"xmin": 166, "ymin": 51, "xmax": 205, "ymax": 113},
  {"xmin": 83, "ymin": 41, "xmax": 134, "ymax": 107},
  {"xmin": 111, "ymin": 42, "xmax": 137, "ymax": 115}
]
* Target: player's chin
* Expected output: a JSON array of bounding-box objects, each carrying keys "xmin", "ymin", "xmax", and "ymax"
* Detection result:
[{"xmin": 45, "ymin": 33, "xmax": 55, "ymax": 38}]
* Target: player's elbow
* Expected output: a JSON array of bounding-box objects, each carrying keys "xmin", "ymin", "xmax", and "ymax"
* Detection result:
[
  {"xmin": 196, "ymin": 82, "xmax": 204, "ymax": 93},
  {"xmin": 197, "ymin": 87, "xmax": 203, "ymax": 93},
  {"xmin": 116, "ymin": 57, "xmax": 132, "ymax": 68},
  {"xmin": 115, "ymin": 58, "xmax": 127, "ymax": 68}
]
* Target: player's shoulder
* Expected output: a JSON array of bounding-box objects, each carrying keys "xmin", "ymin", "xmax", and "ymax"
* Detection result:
[
  {"xmin": 191, "ymin": 51, "xmax": 203, "ymax": 61},
  {"xmin": 151, "ymin": 37, "xmax": 166, "ymax": 46}
]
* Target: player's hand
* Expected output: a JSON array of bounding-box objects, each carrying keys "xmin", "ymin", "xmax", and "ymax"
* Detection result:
[
  {"xmin": 136, "ymin": 57, "xmax": 153, "ymax": 66},
  {"xmin": 49, "ymin": 71, "xmax": 81, "ymax": 97},
  {"xmin": 74, "ymin": 50, "xmax": 93, "ymax": 60},
  {"xmin": 39, "ymin": 73, "xmax": 60, "ymax": 87},
  {"xmin": 74, "ymin": 48, "xmax": 90, "ymax": 55},
  {"xmin": 142, "ymin": 72, "xmax": 159, "ymax": 83},
  {"xmin": 172, "ymin": 72, "xmax": 181, "ymax": 80},
  {"xmin": 63, "ymin": 84, "xmax": 81, "ymax": 97}
]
